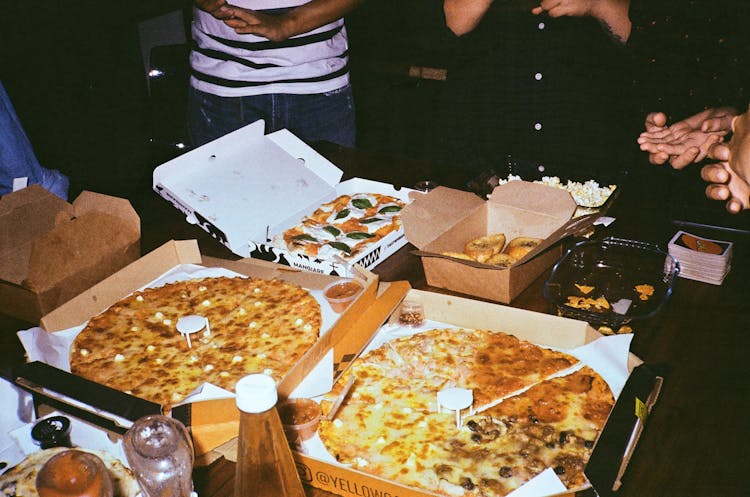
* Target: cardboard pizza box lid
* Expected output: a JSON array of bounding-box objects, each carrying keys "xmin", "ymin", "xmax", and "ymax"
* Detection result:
[{"xmin": 153, "ymin": 120, "xmax": 344, "ymax": 256}]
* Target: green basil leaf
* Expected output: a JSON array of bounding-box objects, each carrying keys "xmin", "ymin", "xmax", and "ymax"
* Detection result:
[
  {"xmin": 323, "ymin": 225, "xmax": 342, "ymax": 236},
  {"xmin": 360, "ymin": 217, "xmax": 382, "ymax": 224},
  {"xmin": 378, "ymin": 205, "xmax": 402, "ymax": 214},
  {"xmin": 352, "ymin": 198, "xmax": 374, "ymax": 209},
  {"xmin": 346, "ymin": 232, "xmax": 375, "ymax": 240},
  {"xmin": 328, "ymin": 241, "xmax": 352, "ymax": 253},
  {"xmin": 292, "ymin": 234, "xmax": 318, "ymax": 242},
  {"xmin": 334, "ymin": 208, "xmax": 351, "ymax": 220}
]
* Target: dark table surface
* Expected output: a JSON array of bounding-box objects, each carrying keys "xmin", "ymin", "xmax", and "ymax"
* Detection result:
[{"xmin": 2, "ymin": 144, "xmax": 749, "ymax": 497}]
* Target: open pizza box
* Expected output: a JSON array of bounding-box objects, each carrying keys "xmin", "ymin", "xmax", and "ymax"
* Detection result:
[
  {"xmin": 209, "ymin": 285, "xmax": 663, "ymax": 497},
  {"xmin": 10, "ymin": 239, "xmax": 401, "ymax": 458},
  {"xmin": 152, "ymin": 120, "xmax": 413, "ymax": 277},
  {"xmin": 0, "ymin": 184, "xmax": 140, "ymax": 323},
  {"xmin": 402, "ymin": 182, "xmax": 602, "ymax": 303}
]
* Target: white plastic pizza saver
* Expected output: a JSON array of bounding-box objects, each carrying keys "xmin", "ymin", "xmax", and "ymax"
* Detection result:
[
  {"xmin": 437, "ymin": 387, "xmax": 474, "ymax": 428},
  {"xmin": 176, "ymin": 315, "xmax": 210, "ymax": 349}
]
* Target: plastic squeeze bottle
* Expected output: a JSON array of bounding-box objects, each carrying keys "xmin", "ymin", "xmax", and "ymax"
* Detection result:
[{"xmin": 234, "ymin": 374, "xmax": 306, "ymax": 497}]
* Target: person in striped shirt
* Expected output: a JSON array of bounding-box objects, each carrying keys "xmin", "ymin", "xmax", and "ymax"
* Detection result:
[{"xmin": 189, "ymin": 0, "xmax": 362, "ymax": 147}]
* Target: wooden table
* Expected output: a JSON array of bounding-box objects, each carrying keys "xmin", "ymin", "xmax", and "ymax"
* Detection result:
[{"xmin": 1, "ymin": 146, "xmax": 748, "ymax": 497}]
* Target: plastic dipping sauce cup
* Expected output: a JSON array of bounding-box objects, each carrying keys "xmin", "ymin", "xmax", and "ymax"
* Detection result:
[
  {"xmin": 278, "ymin": 398, "xmax": 322, "ymax": 453},
  {"xmin": 323, "ymin": 278, "xmax": 363, "ymax": 313}
]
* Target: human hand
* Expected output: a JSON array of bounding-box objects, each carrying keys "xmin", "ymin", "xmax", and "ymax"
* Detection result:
[
  {"xmin": 700, "ymin": 108, "xmax": 750, "ymax": 213},
  {"xmin": 195, "ymin": 0, "xmax": 234, "ymax": 21},
  {"xmin": 700, "ymin": 162, "xmax": 749, "ymax": 214},
  {"xmin": 223, "ymin": 6, "xmax": 294, "ymax": 41},
  {"xmin": 532, "ymin": 0, "xmax": 597, "ymax": 18},
  {"xmin": 637, "ymin": 109, "xmax": 731, "ymax": 169}
]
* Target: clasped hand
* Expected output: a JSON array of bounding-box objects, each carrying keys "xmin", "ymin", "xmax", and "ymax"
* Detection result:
[
  {"xmin": 195, "ymin": 0, "xmax": 294, "ymax": 41},
  {"xmin": 638, "ymin": 107, "xmax": 750, "ymax": 213}
]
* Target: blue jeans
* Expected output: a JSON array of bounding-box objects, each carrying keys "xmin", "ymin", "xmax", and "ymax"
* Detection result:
[
  {"xmin": 187, "ymin": 85, "xmax": 356, "ymax": 148},
  {"xmin": 0, "ymin": 81, "xmax": 69, "ymax": 199}
]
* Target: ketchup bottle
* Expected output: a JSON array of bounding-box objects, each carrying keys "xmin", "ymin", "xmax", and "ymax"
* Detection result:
[
  {"xmin": 233, "ymin": 374, "xmax": 305, "ymax": 497},
  {"xmin": 36, "ymin": 449, "xmax": 114, "ymax": 497}
]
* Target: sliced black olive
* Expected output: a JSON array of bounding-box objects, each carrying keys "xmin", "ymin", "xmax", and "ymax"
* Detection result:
[
  {"xmin": 559, "ymin": 431, "xmax": 569, "ymax": 445},
  {"xmin": 499, "ymin": 466, "xmax": 513, "ymax": 478},
  {"xmin": 554, "ymin": 465, "xmax": 566, "ymax": 475},
  {"xmin": 460, "ymin": 478, "xmax": 475, "ymax": 490},
  {"xmin": 530, "ymin": 416, "xmax": 540, "ymax": 424},
  {"xmin": 584, "ymin": 440, "xmax": 595, "ymax": 449},
  {"xmin": 467, "ymin": 420, "xmax": 479, "ymax": 432},
  {"xmin": 471, "ymin": 433, "xmax": 482, "ymax": 443},
  {"xmin": 545, "ymin": 442, "xmax": 556, "ymax": 449}
]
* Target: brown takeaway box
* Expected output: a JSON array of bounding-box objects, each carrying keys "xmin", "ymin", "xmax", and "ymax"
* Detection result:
[
  {"xmin": 402, "ymin": 182, "xmax": 601, "ymax": 303},
  {"xmin": 0, "ymin": 185, "xmax": 140, "ymax": 323}
]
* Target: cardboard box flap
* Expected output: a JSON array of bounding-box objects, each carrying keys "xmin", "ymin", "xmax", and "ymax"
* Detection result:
[
  {"xmin": 401, "ymin": 186, "xmax": 484, "ymax": 249},
  {"xmin": 72, "ymin": 190, "xmax": 140, "ymax": 235},
  {"xmin": 266, "ymin": 128, "xmax": 343, "ymax": 187},
  {"xmin": 0, "ymin": 185, "xmax": 73, "ymax": 258},
  {"xmin": 153, "ymin": 121, "xmax": 343, "ymax": 254},
  {"xmin": 489, "ymin": 180, "xmax": 576, "ymax": 219},
  {"xmin": 41, "ymin": 239, "xmax": 202, "ymax": 331},
  {"xmin": 24, "ymin": 211, "xmax": 139, "ymax": 291}
]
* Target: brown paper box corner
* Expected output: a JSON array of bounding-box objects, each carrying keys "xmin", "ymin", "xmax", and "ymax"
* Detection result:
[
  {"xmin": 402, "ymin": 182, "xmax": 598, "ymax": 303},
  {"xmin": 0, "ymin": 185, "xmax": 140, "ymax": 323}
]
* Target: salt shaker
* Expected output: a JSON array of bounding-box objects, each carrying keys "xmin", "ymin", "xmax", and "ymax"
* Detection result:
[
  {"xmin": 123, "ymin": 415, "xmax": 195, "ymax": 497},
  {"xmin": 234, "ymin": 374, "xmax": 305, "ymax": 497}
]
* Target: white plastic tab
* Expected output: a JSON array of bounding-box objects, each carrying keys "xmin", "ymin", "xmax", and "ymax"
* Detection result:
[
  {"xmin": 176, "ymin": 315, "xmax": 210, "ymax": 349},
  {"xmin": 437, "ymin": 387, "xmax": 473, "ymax": 428}
]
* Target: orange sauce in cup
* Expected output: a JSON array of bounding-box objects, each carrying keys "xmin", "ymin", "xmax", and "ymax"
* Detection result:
[
  {"xmin": 324, "ymin": 280, "xmax": 363, "ymax": 313},
  {"xmin": 325, "ymin": 281, "xmax": 361, "ymax": 300}
]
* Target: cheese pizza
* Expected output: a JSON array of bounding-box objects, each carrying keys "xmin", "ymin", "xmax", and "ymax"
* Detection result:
[
  {"xmin": 318, "ymin": 328, "xmax": 614, "ymax": 497},
  {"xmin": 70, "ymin": 276, "xmax": 321, "ymax": 410},
  {"xmin": 277, "ymin": 193, "xmax": 405, "ymax": 259}
]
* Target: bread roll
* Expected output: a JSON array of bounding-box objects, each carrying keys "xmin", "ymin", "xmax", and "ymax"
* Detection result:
[
  {"xmin": 464, "ymin": 233, "xmax": 506, "ymax": 263},
  {"xmin": 503, "ymin": 236, "xmax": 543, "ymax": 261},
  {"xmin": 486, "ymin": 252, "xmax": 516, "ymax": 267}
]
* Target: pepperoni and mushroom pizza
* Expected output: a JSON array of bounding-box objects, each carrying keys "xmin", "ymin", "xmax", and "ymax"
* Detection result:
[{"xmin": 318, "ymin": 328, "xmax": 615, "ymax": 497}]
